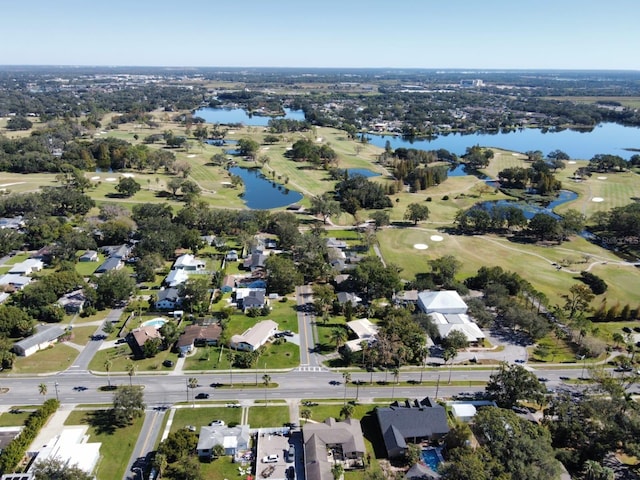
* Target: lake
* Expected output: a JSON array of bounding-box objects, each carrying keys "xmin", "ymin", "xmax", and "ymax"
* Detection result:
[
  {"xmin": 477, "ymin": 190, "xmax": 579, "ymax": 220},
  {"xmin": 194, "ymin": 107, "xmax": 305, "ymax": 126},
  {"xmin": 229, "ymin": 166, "xmax": 302, "ymax": 209},
  {"xmin": 366, "ymin": 122, "xmax": 640, "ymax": 160}
]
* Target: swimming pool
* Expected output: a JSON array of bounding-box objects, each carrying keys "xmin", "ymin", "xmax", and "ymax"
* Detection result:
[
  {"xmin": 421, "ymin": 447, "xmax": 443, "ymax": 472},
  {"xmin": 141, "ymin": 318, "xmax": 167, "ymax": 329}
]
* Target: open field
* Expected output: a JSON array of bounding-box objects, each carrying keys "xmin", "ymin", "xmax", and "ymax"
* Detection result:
[
  {"xmin": 11, "ymin": 343, "xmax": 79, "ymax": 374},
  {"xmin": 376, "ymin": 227, "xmax": 640, "ymax": 306},
  {"xmin": 543, "ymin": 96, "xmax": 640, "ymax": 109}
]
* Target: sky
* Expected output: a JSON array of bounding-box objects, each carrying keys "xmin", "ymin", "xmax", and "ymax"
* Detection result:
[{"xmin": 2, "ymin": 0, "xmax": 638, "ymax": 70}]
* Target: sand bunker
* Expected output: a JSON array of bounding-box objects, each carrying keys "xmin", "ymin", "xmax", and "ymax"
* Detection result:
[
  {"xmin": 187, "ymin": 154, "xmax": 196, "ymax": 158},
  {"xmin": 568, "ymin": 160, "xmax": 577, "ymax": 164},
  {"xmin": 0, "ymin": 182, "xmax": 26, "ymax": 187},
  {"xmin": 592, "ymin": 197, "xmax": 604, "ymax": 202},
  {"xmin": 414, "ymin": 244, "xmax": 428, "ymax": 250},
  {"xmin": 597, "ymin": 176, "xmax": 607, "ymax": 180},
  {"xmin": 121, "ymin": 173, "xmax": 135, "ymax": 178},
  {"xmin": 90, "ymin": 176, "xmax": 100, "ymax": 180},
  {"xmin": 430, "ymin": 235, "xmax": 444, "ymax": 242},
  {"xmin": 105, "ymin": 177, "xmax": 117, "ymax": 182}
]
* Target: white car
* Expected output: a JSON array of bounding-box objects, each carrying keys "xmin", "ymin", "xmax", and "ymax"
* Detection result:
[
  {"xmin": 262, "ymin": 454, "xmax": 279, "ymax": 463},
  {"xmin": 210, "ymin": 420, "xmax": 225, "ymax": 427}
]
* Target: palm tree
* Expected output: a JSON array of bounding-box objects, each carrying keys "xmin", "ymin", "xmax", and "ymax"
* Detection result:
[
  {"xmin": 360, "ymin": 341, "xmax": 368, "ymax": 368},
  {"xmin": 329, "ymin": 328, "xmax": 347, "ymax": 351},
  {"xmin": 104, "ymin": 359, "xmax": 112, "ymax": 388},
  {"xmin": 300, "ymin": 408, "xmax": 312, "ymax": 424},
  {"xmin": 262, "ymin": 374, "xmax": 271, "ymax": 405},
  {"xmin": 443, "ymin": 347, "xmax": 457, "ymax": 384},
  {"xmin": 342, "ymin": 372, "xmax": 351, "ymax": 404},
  {"xmin": 392, "ymin": 367, "xmax": 400, "ymax": 384},
  {"xmin": 151, "ymin": 452, "xmax": 168, "ymax": 479},
  {"xmin": 339, "ymin": 403, "xmax": 354, "ymax": 420},
  {"xmin": 188, "ymin": 377, "xmax": 198, "ymax": 389},
  {"xmin": 213, "ymin": 444, "xmax": 226, "ymax": 459},
  {"xmin": 38, "ymin": 383, "xmax": 47, "ymax": 399},
  {"xmin": 126, "ymin": 362, "xmax": 136, "ymax": 386}
]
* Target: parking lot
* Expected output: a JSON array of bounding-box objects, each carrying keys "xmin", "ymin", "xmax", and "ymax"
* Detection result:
[{"xmin": 255, "ymin": 428, "xmax": 302, "ymax": 480}]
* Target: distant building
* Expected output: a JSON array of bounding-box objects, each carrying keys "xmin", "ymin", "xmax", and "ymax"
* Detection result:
[
  {"xmin": 155, "ymin": 287, "xmax": 182, "ymax": 310},
  {"xmin": 78, "ymin": 250, "xmax": 99, "ymax": 262},
  {"xmin": 8, "ymin": 259, "xmax": 44, "ymax": 275},
  {"xmin": 176, "ymin": 324, "xmax": 222, "ymax": 354},
  {"xmin": 345, "ymin": 318, "xmax": 379, "ymax": 352},
  {"xmin": 126, "ymin": 326, "xmax": 162, "ymax": 358},
  {"xmin": 417, "ymin": 290, "xmax": 484, "ymax": 344},
  {"xmin": 173, "ymin": 254, "xmax": 206, "ymax": 271},
  {"xmin": 57, "ymin": 289, "xmax": 87, "ymax": 313},
  {"xmin": 0, "ymin": 273, "xmax": 32, "ymax": 291},
  {"xmin": 94, "ymin": 256, "xmax": 123, "ymax": 274},
  {"xmin": 29, "ymin": 426, "xmax": 101, "ymax": 476}
]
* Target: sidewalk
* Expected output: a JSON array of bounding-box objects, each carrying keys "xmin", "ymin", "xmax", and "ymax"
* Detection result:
[{"xmin": 29, "ymin": 404, "xmax": 75, "ymax": 451}]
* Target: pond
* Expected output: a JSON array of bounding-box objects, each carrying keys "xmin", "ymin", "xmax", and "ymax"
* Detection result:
[
  {"xmin": 477, "ymin": 190, "xmax": 579, "ymax": 220},
  {"xmin": 194, "ymin": 107, "xmax": 305, "ymax": 126},
  {"xmin": 366, "ymin": 122, "xmax": 640, "ymax": 160},
  {"xmin": 345, "ymin": 168, "xmax": 380, "ymax": 178},
  {"xmin": 228, "ymin": 166, "xmax": 303, "ymax": 210}
]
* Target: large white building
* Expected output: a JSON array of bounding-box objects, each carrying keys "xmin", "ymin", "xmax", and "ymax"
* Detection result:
[
  {"xmin": 417, "ymin": 290, "xmax": 485, "ymax": 344},
  {"xmin": 29, "ymin": 426, "xmax": 101, "ymax": 476}
]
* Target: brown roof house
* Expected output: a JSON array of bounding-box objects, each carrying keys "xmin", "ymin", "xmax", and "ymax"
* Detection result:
[
  {"xmin": 126, "ymin": 326, "xmax": 162, "ymax": 358},
  {"xmin": 303, "ymin": 418, "xmax": 366, "ymax": 480},
  {"xmin": 176, "ymin": 324, "xmax": 222, "ymax": 354}
]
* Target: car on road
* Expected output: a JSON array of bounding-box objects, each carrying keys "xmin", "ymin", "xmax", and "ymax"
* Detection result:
[
  {"xmin": 195, "ymin": 393, "xmax": 210, "ymax": 399},
  {"xmin": 538, "ymin": 377, "xmax": 548, "ymax": 382},
  {"xmin": 162, "ymin": 360, "xmax": 174, "ymax": 367},
  {"xmin": 210, "ymin": 419, "xmax": 225, "ymax": 426},
  {"xmin": 73, "ymin": 386, "xmax": 88, "ymax": 391},
  {"xmin": 226, "ymin": 403, "xmax": 241, "ymax": 408},
  {"xmin": 329, "ymin": 380, "xmax": 341, "ymax": 385},
  {"xmin": 262, "ymin": 454, "xmax": 279, "ymax": 463},
  {"xmin": 559, "ymin": 376, "xmax": 570, "ymax": 381}
]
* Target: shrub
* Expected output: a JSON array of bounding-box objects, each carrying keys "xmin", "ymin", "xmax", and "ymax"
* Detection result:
[{"xmin": 442, "ymin": 195, "xmax": 449, "ymax": 200}]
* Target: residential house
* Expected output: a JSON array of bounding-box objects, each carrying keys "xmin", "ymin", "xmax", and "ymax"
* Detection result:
[
  {"xmin": 337, "ymin": 292, "xmax": 362, "ymax": 306},
  {"xmin": 242, "ymin": 252, "xmax": 267, "ymax": 271},
  {"xmin": 225, "ymin": 250, "xmax": 239, "ymax": 262},
  {"xmin": 13, "ymin": 325, "xmax": 66, "ymax": 357},
  {"xmin": 0, "ymin": 274, "xmax": 32, "ymax": 291},
  {"xmin": 173, "ymin": 254, "xmax": 206, "ymax": 271},
  {"xmin": 176, "ymin": 324, "xmax": 222, "ymax": 354},
  {"xmin": 155, "ymin": 288, "xmax": 182, "ymax": 310},
  {"xmin": 100, "ymin": 244, "xmax": 131, "ymax": 259},
  {"xmin": 0, "ymin": 216, "xmax": 24, "ymax": 230},
  {"xmin": 235, "ymin": 288, "xmax": 267, "ymax": 311},
  {"xmin": 197, "ymin": 424, "xmax": 250, "ymax": 459},
  {"xmin": 30, "ymin": 246, "xmax": 54, "ymax": 264},
  {"xmin": 345, "ymin": 318, "xmax": 379, "ymax": 352},
  {"xmin": 95, "ymin": 256, "xmax": 123, "ymax": 274},
  {"xmin": 8, "ymin": 259, "xmax": 44, "ymax": 275},
  {"xmin": 230, "ymin": 320, "xmax": 278, "ymax": 352},
  {"xmin": 326, "ymin": 238, "xmax": 348, "ymax": 249},
  {"xmin": 220, "ymin": 275, "xmax": 235, "ymax": 293},
  {"xmin": 164, "ymin": 269, "xmax": 189, "ymax": 287},
  {"xmin": 394, "ymin": 290, "xmax": 419, "ymax": 306},
  {"xmin": 405, "ymin": 462, "xmax": 441, "ymax": 480},
  {"xmin": 57, "ymin": 289, "xmax": 87, "ymax": 313},
  {"xmin": 200, "ymin": 234, "xmax": 216, "ymax": 246},
  {"xmin": 417, "ymin": 290, "xmax": 484, "ymax": 344},
  {"xmin": 303, "ymin": 418, "xmax": 366, "ymax": 480},
  {"xmin": 375, "ymin": 398, "xmax": 449, "ymax": 459},
  {"xmin": 78, "ymin": 250, "xmax": 99, "ymax": 262},
  {"xmin": 126, "ymin": 326, "xmax": 162, "ymax": 358}
]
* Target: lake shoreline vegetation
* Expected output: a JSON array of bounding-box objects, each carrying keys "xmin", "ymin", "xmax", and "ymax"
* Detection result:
[{"xmin": 2, "ymin": 67, "xmax": 640, "ymax": 480}]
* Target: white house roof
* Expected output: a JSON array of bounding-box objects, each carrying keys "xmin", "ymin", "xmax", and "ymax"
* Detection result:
[
  {"xmin": 197, "ymin": 425, "xmax": 250, "ymax": 451},
  {"xmin": 8, "ymin": 259, "xmax": 44, "ymax": 274},
  {"xmin": 450, "ymin": 403, "xmax": 477, "ymax": 419},
  {"xmin": 14, "ymin": 324, "xmax": 66, "ymax": 352},
  {"xmin": 165, "ymin": 269, "xmax": 189, "ymax": 287},
  {"xmin": 429, "ymin": 312, "xmax": 485, "ymax": 342},
  {"xmin": 417, "ymin": 290, "xmax": 467, "ymax": 313},
  {"xmin": 347, "ymin": 319, "xmax": 379, "ymax": 339},
  {"xmin": 231, "ymin": 320, "xmax": 278, "ymax": 349},
  {"xmin": 32, "ymin": 426, "xmax": 101, "ymax": 475},
  {"xmin": 173, "ymin": 254, "xmax": 205, "ymax": 269}
]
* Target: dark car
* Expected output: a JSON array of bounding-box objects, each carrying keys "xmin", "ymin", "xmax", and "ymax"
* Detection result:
[
  {"xmin": 163, "ymin": 360, "xmax": 174, "ymax": 368},
  {"xmin": 283, "ymin": 330, "xmax": 294, "ymax": 337},
  {"xmin": 195, "ymin": 393, "xmax": 210, "ymax": 399}
]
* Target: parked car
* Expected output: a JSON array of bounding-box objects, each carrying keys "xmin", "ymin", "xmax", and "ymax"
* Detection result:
[
  {"xmin": 195, "ymin": 393, "xmax": 210, "ymax": 399},
  {"xmin": 262, "ymin": 454, "xmax": 279, "ymax": 463},
  {"xmin": 163, "ymin": 359, "xmax": 174, "ymax": 367},
  {"xmin": 283, "ymin": 330, "xmax": 294, "ymax": 337},
  {"xmin": 210, "ymin": 419, "xmax": 225, "ymax": 426},
  {"xmin": 287, "ymin": 444, "xmax": 295, "ymax": 462}
]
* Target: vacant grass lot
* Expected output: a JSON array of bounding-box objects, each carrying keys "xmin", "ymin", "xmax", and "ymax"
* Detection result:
[
  {"xmin": 168, "ymin": 406, "xmax": 243, "ymax": 434},
  {"xmin": 64, "ymin": 409, "xmax": 143, "ymax": 480},
  {"xmin": 247, "ymin": 405, "xmax": 289, "ymax": 427},
  {"xmin": 11, "ymin": 343, "xmax": 78, "ymax": 374}
]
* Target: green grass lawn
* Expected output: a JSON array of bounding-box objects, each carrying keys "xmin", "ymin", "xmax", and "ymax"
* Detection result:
[
  {"xmin": 528, "ymin": 333, "xmax": 579, "ymax": 363},
  {"xmin": 88, "ymin": 344, "xmax": 177, "ymax": 374},
  {"xmin": 11, "ymin": 343, "xmax": 78, "ymax": 374},
  {"xmin": 64, "ymin": 409, "xmax": 144, "ymax": 480},
  {"xmin": 169, "ymin": 406, "xmax": 243, "ymax": 434},
  {"xmin": 247, "ymin": 405, "xmax": 290, "ymax": 427},
  {"xmin": 0, "ymin": 409, "xmax": 34, "ymax": 427},
  {"xmin": 68, "ymin": 309, "xmax": 111, "ymax": 325},
  {"xmin": 68, "ymin": 325, "xmax": 99, "ymax": 346}
]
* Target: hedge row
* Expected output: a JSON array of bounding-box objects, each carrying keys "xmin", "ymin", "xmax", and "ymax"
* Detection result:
[{"xmin": 0, "ymin": 399, "xmax": 59, "ymax": 474}]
